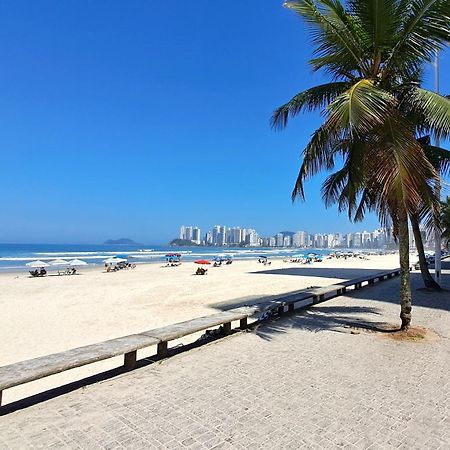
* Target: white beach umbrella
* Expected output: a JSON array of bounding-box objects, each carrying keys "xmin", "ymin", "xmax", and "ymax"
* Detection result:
[
  {"xmin": 26, "ymin": 260, "xmax": 50, "ymax": 268},
  {"xmin": 68, "ymin": 259, "xmax": 88, "ymax": 266},
  {"xmin": 49, "ymin": 259, "xmax": 69, "ymax": 266},
  {"xmin": 104, "ymin": 257, "xmax": 126, "ymax": 264}
]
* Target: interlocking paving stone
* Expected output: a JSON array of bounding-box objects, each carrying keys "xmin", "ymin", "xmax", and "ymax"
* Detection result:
[{"xmin": 1, "ymin": 272, "xmax": 450, "ymax": 449}]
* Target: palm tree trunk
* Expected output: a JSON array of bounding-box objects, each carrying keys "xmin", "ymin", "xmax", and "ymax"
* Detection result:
[
  {"xmin": 398, "ymin": 205, "xmax": 412, "ymax": 330},
  {"xmin": 410, "ymin": 213, "xmax": 441, "ymax": 290}
]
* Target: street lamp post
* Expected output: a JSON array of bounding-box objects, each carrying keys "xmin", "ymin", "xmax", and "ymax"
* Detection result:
[{"xmin": 434, "ymin": 49, "xmax": 441, "ymax": 281}]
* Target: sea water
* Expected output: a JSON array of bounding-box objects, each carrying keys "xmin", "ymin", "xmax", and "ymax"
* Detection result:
[{"xmin": 0, "ymin": 243, "xmax": 331, "ymax": 272}]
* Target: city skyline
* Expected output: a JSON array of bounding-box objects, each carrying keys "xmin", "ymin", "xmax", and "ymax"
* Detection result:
[{"xmin": 178, "ymin": 224, "xmax": 433, "ymax": 250}]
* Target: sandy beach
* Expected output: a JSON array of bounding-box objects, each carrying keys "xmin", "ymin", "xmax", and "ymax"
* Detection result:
[{"xmin": 0, "ymin": 254, "xmax": 400, "ymax": 404}]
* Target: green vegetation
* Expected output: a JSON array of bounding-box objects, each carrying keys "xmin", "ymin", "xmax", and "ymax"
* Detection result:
[
  {"xmin": 169, "ymin": 239, "xmax": 200, "ymax": 247},
  {"xmin": 273, "ymin": 0, "xmax": 450, "ymax": 329}
]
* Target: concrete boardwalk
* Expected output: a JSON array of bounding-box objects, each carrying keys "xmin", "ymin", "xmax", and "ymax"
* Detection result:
[{"xmin": 1, "ymin": 272, "xmax": 450, "ymax": 450}]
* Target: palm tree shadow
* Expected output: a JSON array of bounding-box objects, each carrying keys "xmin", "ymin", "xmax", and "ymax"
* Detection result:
[
  {"xmin": 252, "ymin": 305, "xmax": 387, "ymax": 341},
  {"xmin": 349, "ymin": 272, "xmax": 450, "ymax": 312}
]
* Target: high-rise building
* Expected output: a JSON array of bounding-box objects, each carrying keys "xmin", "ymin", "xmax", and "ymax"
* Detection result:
[
  {"xmin": 246, "ymin": 229, "xmax": 259, "ymax": 247},
  {"xmin": 314, "ymin": 234, "xmax": 324, "ymax": 248},
  {"xmin": 268, "ymin": 236, "xmax": 276, "ymax": 247},
  {"xmin": 283, "ymin": 235, "xmax": 291, "ymax": 247},
  {"xmin": 353, "ymin": 232, "xmax": 362, "ymax": 247},
  {"xmin": 212, "ymin": 226, "xmax": 221, "ymax": 245},
  {"xmin": 346, "ymin": 233, "xmax": 353, "ymax": 248},
  {"xmin": 192, "ymin": 227, "xmax": 201, "ymax": 245},
  {"xmin": 361, "ymin": 231, "xmax": 371, "ymax": 247},
  {"xmin": 179, "ymin": 225, "xmax": 194, "ymax": 241},
  {"xmin": 228, "ymin": 227, "xmax": 243, "ymax": 245},
  {"xmin": 275, "ymin": 233, "xmax": 284, "ymax": 247},
  {"xmin": 327, "ymin": 234, "xmax": 335, "ymax": 248},
  {"xmin": 293, "ymin": 231, "xmax": 307, "ymax": 247}
]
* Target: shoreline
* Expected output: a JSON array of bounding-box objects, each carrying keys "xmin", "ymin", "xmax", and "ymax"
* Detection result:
[{"xmin": 0, "ymin": 250, "xmax": 402, "ymax": 277}]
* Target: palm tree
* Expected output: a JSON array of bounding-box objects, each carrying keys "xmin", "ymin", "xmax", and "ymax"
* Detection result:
[
  {"xmin": 273, "ymin": 0, "xmax": 450, "ymax": 329},
  {"xmin": 441, "ymin": 197, "xmax": 450, "ymax": 247},
  {"xmin": 409, "ymin": 138, "xmax": 450, "ymax": 290}
]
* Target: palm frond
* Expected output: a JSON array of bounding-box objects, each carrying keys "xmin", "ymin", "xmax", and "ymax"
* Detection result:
[
  {"xmin": 326, "ymin": 79, "xmax": 396, "ymax": 134},
  {"xmin": 284, "ymin": 0, "xmax": 367, "ymax": 76},
  {"xmin": 271, "ymin": 82, "xmax": 351, "ymax": 129},
  {"xmin": 422, "ymin": 144, "xmax": 450, "ymax": 175},
  {"xmin": 407, "ymin": 88, "xmax": 450, "ymax": 139},
  {"xmin": 382, "ymin": 0, "xmax": 450, "ymax": 79},
  {"xmin": 349, "ymin": 0, "xmax": 401, "ymax": 69},
  {"xmin": 291, "ymin": 125, "xmax": 345, "ymax": 200}
]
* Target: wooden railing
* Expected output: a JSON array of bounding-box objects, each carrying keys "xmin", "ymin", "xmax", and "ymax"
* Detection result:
[{"xmin": 0, "ymin": 267, "xmax": 401, "ymax": 407}]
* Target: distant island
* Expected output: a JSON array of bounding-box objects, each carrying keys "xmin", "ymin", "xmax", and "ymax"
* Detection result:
[
  {"xmin": 103, "ymin": 238, "xmax": 142, "ymax": 246},
  {"xmin": 169, "ymin": 238, "xmax": 200, "ymax": 247}
]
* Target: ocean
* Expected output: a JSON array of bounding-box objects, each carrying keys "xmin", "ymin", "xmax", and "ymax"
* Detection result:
[{"xmin": 0, "ymin": 243, "xmax": 331, "ymax": 272}]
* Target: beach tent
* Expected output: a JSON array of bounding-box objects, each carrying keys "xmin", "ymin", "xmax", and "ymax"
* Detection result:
[
  {"xmin": 26, "ymin": 260, "xmax": 50, "ymax": 268},
  {"xmin": 69, "ymin": 259, "xmax": 88, "ymax": 266}
]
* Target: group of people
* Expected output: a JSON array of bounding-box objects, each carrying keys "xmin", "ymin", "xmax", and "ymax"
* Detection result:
[
  {"xmin": 327, "ymin": 252, "xmax": 369, "ymax": 260},
  {"xmin": 213, "ymin": 259, "xmax": 232, "ymax": 267},
  {"xmin": 58, "ymin": 268, "xmax": 77, "ymax": 276},
  {"xmin": 29, "ymin": 267, "xmax": 47, "ymax": 277},
  {"xmin": 105, "ymin": 261, "xmax": 136, "ymax": 272},
  {"xmin": 195, "ymin": 267, "xmax": 208, "ymax": 275},
  {"xmin": 257, "ymin": 257, "xmax": 272, "ymax": 266}
]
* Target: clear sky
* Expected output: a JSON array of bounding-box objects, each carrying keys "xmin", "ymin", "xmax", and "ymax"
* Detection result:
[{"xmin": 1, "ymin": 1, "xmax": 449, "ymax": 244}]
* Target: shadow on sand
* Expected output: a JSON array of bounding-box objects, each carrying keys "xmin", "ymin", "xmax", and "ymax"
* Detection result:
[
  {"xmin": 210, "ymin": 270, "xmax": 449, "ymax": 343},
  {"xmin": 249, "ymin": 266, "xmax": 393, "ymax": 280},
  {"xmin": 252, "ymin": 305, "xmax": 386, "ymax": 342}
]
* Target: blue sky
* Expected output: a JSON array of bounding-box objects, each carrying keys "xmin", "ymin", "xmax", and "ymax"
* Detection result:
[{"xmin": 1, "ymin": 1, "xmax": 449, "ymax": 244}]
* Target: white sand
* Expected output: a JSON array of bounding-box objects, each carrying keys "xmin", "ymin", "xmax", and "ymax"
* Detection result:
[{"xmin": 0, "ymin": 254, "xmax": 400, "ymax": 404}]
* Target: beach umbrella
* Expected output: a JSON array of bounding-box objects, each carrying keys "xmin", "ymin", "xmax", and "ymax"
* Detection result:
[
  {"xmin": 49, "ymin": 259, "xmax": 69, "ymax": 266},
  {"xmin": 258, "ymin": 255, "xmax": 268, "ymax": 259},
  {"xmin": 26, "ymin": 260, "xmax": 50, "ymax": 268},
  {"xmin": 68, "ymin": 259, "xmax": 88, "ymax": 266},
  {"xmin": 103, "ymin": 257, "xmax": 126, "ymax": 264},
  {"xmin": 194, "ymin": 259, "xmax": 211, "ymax": 265},
  {"xmin": 116, "ymin": 254, "xmax": 129, "ymax": 260}
]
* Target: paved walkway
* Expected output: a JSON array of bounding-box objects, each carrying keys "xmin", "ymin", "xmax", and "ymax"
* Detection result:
[{"xmin": 1, "ymin": 272, "xmax": 450, "ymax": 449}]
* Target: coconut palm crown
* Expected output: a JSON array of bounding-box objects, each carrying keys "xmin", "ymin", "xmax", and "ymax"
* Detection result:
[{"xmin": 273, "ymin": 0, "xmax": 450, "ymax": 329}]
